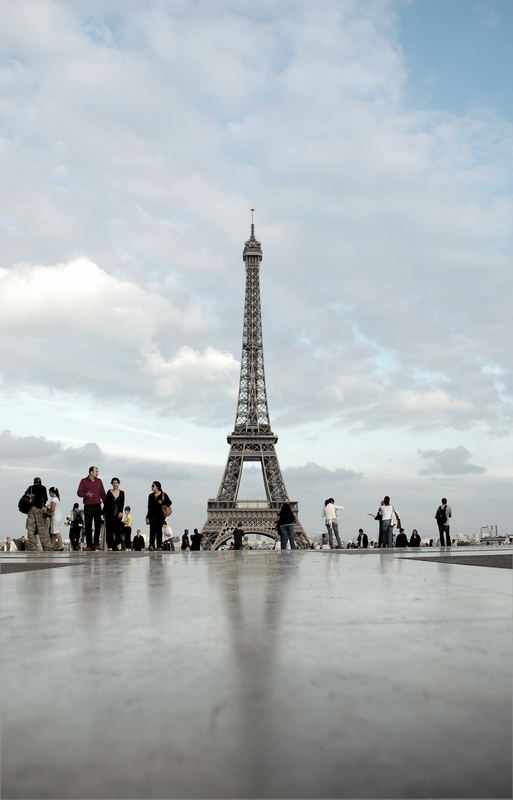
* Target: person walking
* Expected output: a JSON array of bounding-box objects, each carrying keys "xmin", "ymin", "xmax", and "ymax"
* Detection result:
[
  {"xmin": 77, "ymin": 466, "xmax": 106, "ymax": 551},
  {"xmin": 181, "ymin": 530, "xmax": 191, "ymax": 551},
  {"xmin": 278, "ymin": 502, "xmax": 296, "ymax": 550},
  {"xmin": 24, "ymin": 477, "xmax": 53, "ymax": 551},
  {"xmin": 68, "ymin": 503, "xmax": 83, "ymax": 551},
  {"xmin": 435, "ymin": 498, "xmax": 452, "ymax": 547},
  {"xmin": 146, "ymin": 481, "xmax": 172, "ymax": 551},
  {"xmin": 104, "ymin": 478, "xmax": 125, "ymax": 551},
  {"xmin": 322, "ymin": 498, "xmax": 343, "ymax": 548},
  {"xmin": 48, "ymin": 487, "xmax": 64, "ymax": 550}
]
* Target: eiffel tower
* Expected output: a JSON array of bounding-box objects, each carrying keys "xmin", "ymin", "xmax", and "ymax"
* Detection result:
[{"xmin": 201, "ymin": 217, "xmax": 309, "ymax": 550}]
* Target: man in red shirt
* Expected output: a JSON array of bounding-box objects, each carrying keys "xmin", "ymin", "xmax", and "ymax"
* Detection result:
[{"xmin": 77, "ymin": 466, "xmax": 106, "ymax": 551}]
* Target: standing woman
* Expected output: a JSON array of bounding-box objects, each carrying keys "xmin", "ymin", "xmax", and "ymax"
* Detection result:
[
  {"xmin": 48, "ymin": 487, "xmax": 64, "ymax": 551},
  {"xmin": 104, "ymin": 478, "xmax": 125, "ymax": 551},
  {"xmin": 146, "ymin": 481, "xmax": 172, "ymax": 551},
  {"xmin": 278, "ymin": 502, "xmax": 296, "ymax": 550},
  {"xmin": 370, "ymin": 496, "xmax": 398, "ymax": 548}
]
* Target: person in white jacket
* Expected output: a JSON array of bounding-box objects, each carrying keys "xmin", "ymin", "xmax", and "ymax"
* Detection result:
[
  {"xmin": 3, "ymin": 536, "xmax": 18, "ymax": 552},
  {"xmin": 322, "ymin": 498, "xmax": 344, "ymax": 548}
]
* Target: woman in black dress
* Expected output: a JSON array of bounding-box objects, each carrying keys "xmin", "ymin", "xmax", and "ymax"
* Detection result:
[
  {"xmin": 146, "ymin": 481, "xmax": 172, "ymax": 551},
  {"xmin": 104, "ymin": 478, "xmax": 125, "ymax": 551}
]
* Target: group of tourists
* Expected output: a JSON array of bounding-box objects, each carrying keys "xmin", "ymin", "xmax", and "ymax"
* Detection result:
[
  {"xmin": 14, "ymin": 465, "xmax": 454, "ymax": 552},
  {"xmin": 321, "ymin": 495, "xmax": 453, "ymax": 549},
  {"xmin": 17, "ymin": 467, "xmax": 174, "ymax": 552}
]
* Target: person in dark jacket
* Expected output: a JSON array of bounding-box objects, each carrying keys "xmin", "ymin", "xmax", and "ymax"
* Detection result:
[
  {"xmin": 357, "ymin": 529, "xmax": 368, "ymax": 548},
  {"xmin": 277, "ymin": 503, "xmax": 296, "ymax": 550},
  {"xmin": 146, "ymin": 481, "xmax": 171, "ymax": 550},
  {"xmin": 395, "ymin": 528, "xmax": 409, "ymax": 547},
  {"xmin": 68, "ymin": 503, "xmax": 83, "ymax": 551},
  {"xmin": 409, "ymin": 529, "xmax": 421, "ymax": 547},
  {"xmin": 190, "ymin": 528, "xmax": 203, "ymax": 551},
  {"xmin": 181, "ymin": 529, "xmax": 191, "ymax": 551},
  {"xmin": 132, "ymin": 530, "xmax": 145, "ymax": 551},
  {"xmin": 233, "ymin": 523, "xmax": 244, "ymax": 550}
]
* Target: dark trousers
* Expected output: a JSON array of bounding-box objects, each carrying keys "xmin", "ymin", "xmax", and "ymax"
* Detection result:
[
  {"xmin": 69, "ymin": 526, "xmax": 81, "ymax": 551},
  {"xmin": 149, "ymin": 518, "xmax": 163, "ymax": 549},
  {"xmin": 438, "ymin": 522, "xmax": 451, "ymax": 546},
  {"xmin": 84, "ymin": 504, "xmax": 102, "ymax": 548},
  {"xmin": 105, "ymin": 516, "xmax": 123, "ymax": 550},
  {"xmin": 124, "ymin": 526, "xmax": 132, "ymax": 550}
]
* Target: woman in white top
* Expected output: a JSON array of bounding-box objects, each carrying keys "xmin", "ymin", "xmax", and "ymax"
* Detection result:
[
  {"xmin": 369, "ymin": 496, "xmax": 398, "ymax": 549},
  {"xmin": 48, "ymin": 487, "xmax": 64, "ymax": 551},
  {"xmin": 322, "ymin": 498, "xmax": 343, "ymax": 548}
]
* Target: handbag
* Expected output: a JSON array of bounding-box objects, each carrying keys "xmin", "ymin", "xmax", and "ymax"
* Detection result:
[
  {"xmin": 162, "ymin": 504, "xmax": 172, "ymax": 517},
  {"xmin": 375, "ymin": 510, "xmax": 383, "ymax": 522}
]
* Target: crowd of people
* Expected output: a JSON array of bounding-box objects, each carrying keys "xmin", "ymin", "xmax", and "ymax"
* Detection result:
[{"xmin": 8, "ymin": 465, "xmax": 462, "ymax": 553}]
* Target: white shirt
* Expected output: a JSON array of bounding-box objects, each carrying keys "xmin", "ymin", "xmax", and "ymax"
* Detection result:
[
  {"xmin": 322, "ymin": 503, "xmax": 344, "ymax": 521},
  {"xmin": 379, "ymin": 504, "xmax": 398, "ymax": 525},
  {"xmin": 4, "ymin": 540, "xmax": 18, "ymax": 551}
]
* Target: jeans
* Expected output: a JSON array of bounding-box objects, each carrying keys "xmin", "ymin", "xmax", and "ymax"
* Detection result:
[
  {"xmin": 280, "ymin": 523, "xmax": 296, "ymax": 550},
  {"xmin": 380, "ymin": 519, "xmax": 393, "ymax": 548},
  {"xmin": 84, "ymin": 504, "xmax": 102, "ymax": 548},
  {"xmin": 325, "ymin": 520, "xmax": 342, "ymax": 548},
  {"xmin": 438, "ymin": 523, "xmax": 451, "ymax": 547}
]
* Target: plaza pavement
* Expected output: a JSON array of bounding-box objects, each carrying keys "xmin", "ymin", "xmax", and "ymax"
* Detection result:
[{"xmin": 1, "ymin": 547, "xmax": 511, "ymax": 799}]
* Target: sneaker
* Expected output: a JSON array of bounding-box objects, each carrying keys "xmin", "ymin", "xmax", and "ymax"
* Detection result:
[{"xmin": 148, "ymin": 545, "xmax": 155, "ymax": 551}]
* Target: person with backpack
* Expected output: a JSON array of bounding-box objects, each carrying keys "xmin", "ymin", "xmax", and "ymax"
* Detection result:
[
  {"xmin": 19, "ymin": 477, "xmax": 53, "ymax": 551},
  {"xmin": 435, "ymin": 498, "xmax": 452, "ymax": 547},
  {"xmin": 68, "ymin": 503, "xmax": 83, "ymax": 551}
]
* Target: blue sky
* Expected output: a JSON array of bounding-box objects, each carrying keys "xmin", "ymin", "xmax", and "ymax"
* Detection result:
[
  {"xmin": 401, "ymin": 0, "xmax": 513, "ymax": 120},
  {"xmin": 0, "ymin": 0, "xmax": 511, "ymax": 540}
]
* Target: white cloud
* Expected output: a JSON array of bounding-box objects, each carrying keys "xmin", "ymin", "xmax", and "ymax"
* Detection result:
[
  {"xmin": 0, "ymin": 0, "xmax": 512, "ymax": 453},
  {"xmin": 418, "ymin": 446, "xmax": 486, "ymax": 476}
]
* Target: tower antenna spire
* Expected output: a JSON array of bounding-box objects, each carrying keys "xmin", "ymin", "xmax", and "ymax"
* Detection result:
[{"xmin": 250, "ymin": 208, "xmax": 255, "ymax": 237}]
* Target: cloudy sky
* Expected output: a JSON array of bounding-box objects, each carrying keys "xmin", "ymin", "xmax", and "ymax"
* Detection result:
[{"xmin": 1, "ymin": 0, "xmax": 512, "ymax": 541}]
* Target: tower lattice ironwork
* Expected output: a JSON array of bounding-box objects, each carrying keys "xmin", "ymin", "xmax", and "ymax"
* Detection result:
[{"xmin": 201, "ymin": 220, "xmax": 309, "ymax": 550}]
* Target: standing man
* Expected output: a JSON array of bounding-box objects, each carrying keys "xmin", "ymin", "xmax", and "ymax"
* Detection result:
[
  {"xmin": 77, "ymin": 466, "xmax": 106, "ymax": 551},
  {"xmin": 190, "ymin": 528, "xmax": 203, "ymax": 551},
  {"xmin": 233, "ymin": 523, "xmax": 244, "ymax": 551},
  {"xmin": 322, "ymin": 498, "xmax": 344, "ymax": 548},
  {"xmin": 435, "ymin": 497, "xmax": 452, "ymax": 547},
  {"xmin": 25, "ymin": 477, "xmax": 53, "ymax": 551}
]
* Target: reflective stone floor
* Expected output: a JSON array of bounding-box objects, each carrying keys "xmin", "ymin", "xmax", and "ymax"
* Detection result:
[{"xmin": 1, "ymin": 549, "xmax": 511, "ymax": 799}]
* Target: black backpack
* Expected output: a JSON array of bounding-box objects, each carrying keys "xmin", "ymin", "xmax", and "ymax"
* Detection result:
[
  {"xmin": 435, "ymin": 505, "xmax": 446, "ymax": 523},
  {"xmin": 18, "ymin": 488, "xmax": 35, "ymax": 514}
]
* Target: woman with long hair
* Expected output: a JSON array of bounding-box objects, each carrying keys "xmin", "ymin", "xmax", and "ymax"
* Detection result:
[
  {"xmin": 104, "ymin": 478, "xmax": 125, "ymax": 551},
  {"xmin": 369, "ymin": 496, "xmax": 399, "ymax": 548},
  {"xmin": 48, "ymin": 487, "xmax": 64, "ymax": 551},
  {"xmin": 146, "ymin": 481, "xmax": 172, "ymax": 551}
]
